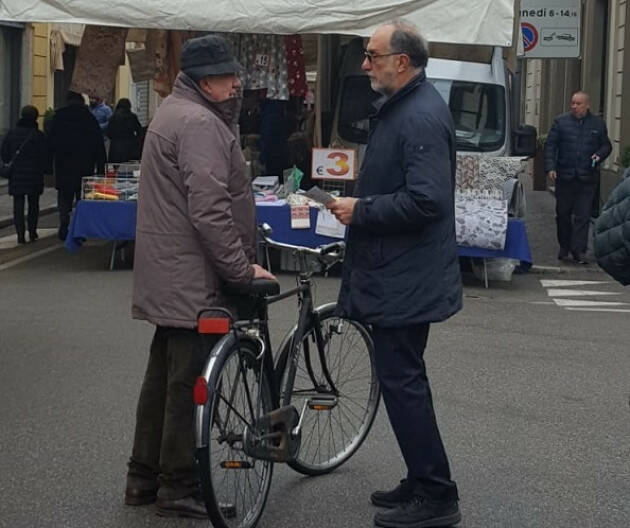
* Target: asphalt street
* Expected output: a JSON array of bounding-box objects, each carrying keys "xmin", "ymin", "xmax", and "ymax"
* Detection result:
[{"xmin": 1, "ymin": 231, "xmax": 629, "ymax": 528}]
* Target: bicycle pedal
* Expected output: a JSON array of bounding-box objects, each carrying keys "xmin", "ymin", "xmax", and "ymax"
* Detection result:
[
  {"xmin": 220, "ymin": 460, "xmax": 253, "ymax": 469},
  {"xmin": 219, "ymin": 502, "xmax": 237, "ymax": 518},
  {"xmin": 307, "ymin": 396, "xmax": 338, "ymax": 411},
  {"xmin": 243, "ymin": 405, "xmax": 300, "ymax": 463}
]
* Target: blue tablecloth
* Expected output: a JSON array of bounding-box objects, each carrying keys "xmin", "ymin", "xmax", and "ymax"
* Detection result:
[
  {"xmin": 258, "ymin": 205, "xmax": 533, "ymax": 269},
  {"xmin": 65, "ymin": 201, "xmax": 533, "ymax": 270},
  {"xmin": 65, "ymin": 200, "xmax": 137, "ymax": 253}
]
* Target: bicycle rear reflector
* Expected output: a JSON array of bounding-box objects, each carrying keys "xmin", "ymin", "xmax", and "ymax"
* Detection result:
[
  {"xmin": 198, "ymin": 317, "xmax": 230, "ymax": 334},
  {"xmin": 220, "ymin": 461, "xmax": 253, "ymax": 469},
  {"xmin": 193, "ymin": 377, "xmax": 208, "ymax": 404}
]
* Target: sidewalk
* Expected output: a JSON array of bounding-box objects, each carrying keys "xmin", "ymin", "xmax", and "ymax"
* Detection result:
[{"xmin": 0, "ymin": 179, "xmax": 58, "ymax": 229}]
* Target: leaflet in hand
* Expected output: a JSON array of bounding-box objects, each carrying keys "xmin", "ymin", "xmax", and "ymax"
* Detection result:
[{"xmin": 303, "ymin": 185, "xmax": 337, "ymax": 206}]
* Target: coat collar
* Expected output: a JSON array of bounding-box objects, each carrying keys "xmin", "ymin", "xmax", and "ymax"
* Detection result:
[
  {"xmin": 172, "ymin": 72, "xmax": 242, "ymax": 130},
  {"xmin": 372, "ymin": 70, "xmax": 426, "ymax": 115}
]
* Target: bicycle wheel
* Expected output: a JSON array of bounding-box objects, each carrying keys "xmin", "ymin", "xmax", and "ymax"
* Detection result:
[
  {"xmin": 278, "ymin": 304, "xmax": 380, "ymax": 475},
  {"xmin": 197, "ymin": 339, "xmax": 275, "ymax": 528}
]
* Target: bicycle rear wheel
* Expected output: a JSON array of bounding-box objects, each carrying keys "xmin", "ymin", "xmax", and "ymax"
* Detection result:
[
  {"xmin": 197, "ymin": 339, "xmax": 274, "ymax": 528},
  {"xmin": 279, "ymin": 304, "xmax": 380, "ymax": 475}
]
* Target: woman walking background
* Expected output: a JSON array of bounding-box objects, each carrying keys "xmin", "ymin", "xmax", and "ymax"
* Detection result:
[
  {"xmin": 106, "ymin": 98, "xmax": 143, "ymax": 163},
  {"xmin": 1, "ymin": 105, "xmax": 47, "ymax": 244}
]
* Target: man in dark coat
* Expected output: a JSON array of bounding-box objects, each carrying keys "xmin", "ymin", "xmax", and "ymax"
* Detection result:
[
  {"xmin": 328, "ymin": 21, "xmax": 462, "ymax": 528},
  {"xmin": 1, "ymin": 105, "xmax": 47, "ymax": 243},
  {"xmin": 594, "ymin": 168, "xmax": 630, "ymax": 285},
  {"xmin": 545, "ymin": 91, "xmax": 612, "ymax": 264},
  {"xmin": 48, "ymin": 91, "xmax": 106, "ymax": 240}
]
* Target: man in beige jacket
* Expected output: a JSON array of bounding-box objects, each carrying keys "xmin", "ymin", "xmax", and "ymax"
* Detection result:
[{"xmin": 125, "ymin": 35, "xmax": 274, "ymax": 519}]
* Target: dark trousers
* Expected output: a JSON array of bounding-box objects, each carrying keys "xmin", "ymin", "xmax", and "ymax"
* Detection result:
[
  {"xmin": 555, "ymin": 179, "xmax": 598, "ymax": 256},
  {"xmin": 372, "ymin": 324, "xmax": 458, "ymax": 502},
  {"xmin": 128, "ymin": 326, "xmax": 219, "ymax": 499},
  {"xmin": 57, "ymin": 183, "xmax": 81, "ymax": 236},
  {"xmin": 13, "ymin": 193, "xmax": 40, "ymax": 238}
]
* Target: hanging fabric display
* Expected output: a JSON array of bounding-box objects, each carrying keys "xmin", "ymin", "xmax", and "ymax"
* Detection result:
[
  {"xmin": 285, "ymin": 35, "xmax": 307, "ymax": 97},
  {"xmin": 70, "ymin": 25, "xmax": 128, "ymax": 102},
  {"xmin": 455, "ymin": 190, "xmax": 508, "ymax": 250}
]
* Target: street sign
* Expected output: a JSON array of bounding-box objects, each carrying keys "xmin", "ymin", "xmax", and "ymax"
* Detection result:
[{"xmin": 521, "ymin": 0, "xmax": 581, "ymax": 58}]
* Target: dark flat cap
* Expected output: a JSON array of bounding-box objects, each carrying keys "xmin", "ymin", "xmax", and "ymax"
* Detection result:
[{"xmin": 181, "ymin": 35, "xmax": 241, "ymax": 81}]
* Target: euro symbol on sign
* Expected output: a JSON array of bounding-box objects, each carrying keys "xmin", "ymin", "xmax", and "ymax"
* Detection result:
[{"xmin": 316, "ymin": 165, "xmax": 324, "ymax": 176}]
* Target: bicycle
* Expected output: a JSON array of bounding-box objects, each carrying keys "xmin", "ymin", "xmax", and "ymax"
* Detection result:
[{"xmin": 194, "ymin": 223, "xmax": 381, "ymax": 528}]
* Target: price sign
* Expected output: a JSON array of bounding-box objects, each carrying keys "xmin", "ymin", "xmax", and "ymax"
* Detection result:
[{"xmin": 311, "ymin": 148, "xmax": 357, "ymax": 181}]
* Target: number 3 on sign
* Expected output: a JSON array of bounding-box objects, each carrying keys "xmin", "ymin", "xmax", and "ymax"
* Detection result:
[{"xmin": 311, "ymin": 148, "xmax": 357, "ymax": 181}]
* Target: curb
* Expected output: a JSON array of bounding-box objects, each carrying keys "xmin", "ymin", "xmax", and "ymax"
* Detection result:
[
  {"xmin": 0, "ymin": 205, "xmax": 58, "ymax": 229},
  {"xmin": 529, "ymin": 264, "xmax": 603, "ymax": 275}
]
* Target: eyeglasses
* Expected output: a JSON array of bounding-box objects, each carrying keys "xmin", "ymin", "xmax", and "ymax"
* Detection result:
[{"xmin": 363, "ymin": 50, "xmax": 403, "ymax": 63}]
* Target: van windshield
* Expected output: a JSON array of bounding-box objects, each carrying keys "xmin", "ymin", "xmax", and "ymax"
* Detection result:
[{"xmin": 429, "ymin": 79, "xmax": 506, "ymax": 152}]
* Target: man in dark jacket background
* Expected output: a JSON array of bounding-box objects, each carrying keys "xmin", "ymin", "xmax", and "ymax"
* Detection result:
[
  {"xmin": 545, "ymin": 91, "xmax": 612, "ymax": 264},
  {"xmin": 328, "ymin": 20, "xmax": 462, "ymax": 528},
  {"xmin": 48, "ymin": 91, "xmax": 106, "ymax": 240}
]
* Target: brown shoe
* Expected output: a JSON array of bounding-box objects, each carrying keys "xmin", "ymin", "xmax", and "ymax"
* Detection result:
[
  {"xmin": 125, "ymin": 487, "xmax": 157, "ymax": 506},
  {"xmin": 156, "ymin": 495, "xmax": 208, "ymax": 519}
]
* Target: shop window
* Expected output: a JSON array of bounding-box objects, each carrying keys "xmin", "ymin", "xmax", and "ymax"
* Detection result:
[{"xmin": 0, "ymin": 25, "xmax": 22, "ymax": 139}]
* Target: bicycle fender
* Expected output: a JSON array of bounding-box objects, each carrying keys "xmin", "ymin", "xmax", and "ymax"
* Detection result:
[{"xmin": 194, "ymin": 332, "xmax": 262, "ymax": 449}]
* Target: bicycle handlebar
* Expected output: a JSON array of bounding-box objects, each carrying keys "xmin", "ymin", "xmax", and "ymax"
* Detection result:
[{"xmin": 258, "ymin": 223, "xmax": 345, "ymax": 263}]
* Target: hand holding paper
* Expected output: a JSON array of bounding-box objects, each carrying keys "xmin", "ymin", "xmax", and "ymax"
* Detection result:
[
  {"xmin": 303, "ymin": 185, "xmax": 338, "ymax": 206},
  {"xmin": 327, "ymin": 197, "xmax": 358, "ymax": 225}
]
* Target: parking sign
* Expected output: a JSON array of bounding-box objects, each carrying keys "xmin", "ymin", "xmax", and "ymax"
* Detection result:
[{"xmin": 521, "ymin": 0, "xmax": 581, "ymax": 58}]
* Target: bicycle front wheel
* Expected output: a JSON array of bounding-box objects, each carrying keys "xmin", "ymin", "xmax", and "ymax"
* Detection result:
[
  {"xmin": 197, "ymin": 339, "xmax": 274, "ymax": 528},
  {"xmin": 279, "ymin": 305, "xmax": 380, "ymax": 475}
]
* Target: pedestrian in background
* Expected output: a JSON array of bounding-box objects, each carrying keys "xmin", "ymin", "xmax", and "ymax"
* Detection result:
[
  {"xmin": 545, "ymin": 91, "xmax": 612, "ymax": 264},
  {"xmin": 106, "ymin": 98, "xmax": 143, "ymax": 163},
  {"xmin": 1, "ymin": 105, "xmax": 47, "ymax": 244},
  {"xmin": 327, "ymin": 20, "xmax": 462, "ymax": 528},
  {"xmin": 126, "ymin": 35, "xmax": 275, "ymax": 519},
  {"xmin": 89, "ymin": 96, "xmax": 113, "ymax": 135},
  {"xmin": 48, "ymin": 91, "xmax": 106, "ymax": 241}
]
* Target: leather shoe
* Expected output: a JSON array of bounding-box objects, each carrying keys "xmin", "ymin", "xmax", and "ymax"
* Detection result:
[
  {"xmin": 156, "ymin": 495, "xmax": 208, "ymax": 519},
  {"xmin": 557, "ymin": 248, "xmax": 570, "ymax": 261},
  {"xmin": 125, "ymin": 486, "xmax": 157, "ymax": 506},
  {"xmin": 374, "ymin": 496, "xmax": 461, "ymax": 528},
  {"xmin": 371, "ymin": 479, "xmax": 415, "ymax": 509},
  {"xmin": 573, "ymin": 253, "xmax": 588, "ymax": 264}
]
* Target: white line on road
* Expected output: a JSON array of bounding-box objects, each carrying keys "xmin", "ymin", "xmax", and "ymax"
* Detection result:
[
  {"xmin": 546, "ymin": 289, "xmax": 620, "ymax": 297},
  {"xmin": 565, "ymin": 307, "xmax": 630, "ymax": 313},
  {"xmin": 540, "ymin": 280, "xmax": 609, "ymax": 288},
  {"xmin": 553, "ymin": 299, "xmax": 628, "ymax": 307},
  {"xmin": 0, "ymin": 244, "xmax": 63, "ymax": 271}
]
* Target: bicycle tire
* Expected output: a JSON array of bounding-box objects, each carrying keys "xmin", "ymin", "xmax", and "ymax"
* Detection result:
[
  {"xmin": 277, "ymin": 303, "xmax": 380, "ymax": 476},
  {"xmin": 197, "ymin": 337, "xmax": 275, "ymax": 528}
]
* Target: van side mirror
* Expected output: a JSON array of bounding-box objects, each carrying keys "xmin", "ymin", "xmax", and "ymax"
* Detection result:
[{"xmin": 512, "ymin": 125, "xmax": 537, "ymax": 157}]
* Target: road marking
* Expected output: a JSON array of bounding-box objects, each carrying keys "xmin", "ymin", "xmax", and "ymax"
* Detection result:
[
  {"xmin": 0, "ymin": 244, "xmax": 63, "ymax": 271},
  {"xmin": 530, "ymin": 301, "xmax": 556, "ymax": 305},
  {"xmin": 540, "ymin": 280, "xmax": 609, "ymax": 288},
  {"xmin": 546, "ymin": 289, "xmax": 620, "ymax": 297},
  {"xmin": 565, "ymin": 308, "xmax": 630, "ymax": 313},
  {"xmin": 553, "ymin": 299, "xmax": 628, "ymax": 307}
]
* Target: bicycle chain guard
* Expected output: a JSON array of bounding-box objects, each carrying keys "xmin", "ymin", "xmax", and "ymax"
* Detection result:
[{"xmin": 242, "ymin": 405, "xmax": 301, "ymax": 463}]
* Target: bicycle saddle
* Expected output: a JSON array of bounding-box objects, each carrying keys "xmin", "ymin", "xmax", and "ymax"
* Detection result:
[{"xmin": 224, "ymin": 278, "xmax": 280, "ymax": 297}]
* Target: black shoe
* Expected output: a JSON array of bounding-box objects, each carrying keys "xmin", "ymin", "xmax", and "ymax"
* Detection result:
[
  {"xmin": 17, "ymin": 236, "xmax": 26, "ymax": 244},
  {"xmin": 374, "ymin": 496, "xmax": 461, "ymax": 528},
  {"xmin": 371, "ymin": 479, "xmax": 416, "ymax": 509},
  {"xmin": 557, "ymin": 248, "xmax": 570, "ymax": 261},
  {"xmin": 156, "ymin": 495, "xmax": 208, "ymax": 519},
  {"xmin": 573, "ymin": 253, "xmax": 588, "ymax": 265},
  {"xmin": 124, "ymin": 475, "xmax": 158, "ymax": 506},
  {"xmin": 29, "ymin": 231, "xmax": 39, "ymax": 242},
  {"xmin": 58, "ymin": 228, "xmax": 67, "ymax": 241}
]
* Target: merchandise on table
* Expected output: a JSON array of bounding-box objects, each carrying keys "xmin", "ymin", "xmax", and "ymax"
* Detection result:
[
  {"xmin": 82, "ymin": 177, "xmax": 139, "ymax": 201},
  {"xmin": 105, "ymin": 162, "xmax": 141, "ymax": 178}
]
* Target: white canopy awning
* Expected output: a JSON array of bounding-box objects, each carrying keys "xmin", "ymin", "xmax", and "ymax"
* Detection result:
[{"xmin": 1, "ymin": 0, "xmax": 515, "ymax": 46}]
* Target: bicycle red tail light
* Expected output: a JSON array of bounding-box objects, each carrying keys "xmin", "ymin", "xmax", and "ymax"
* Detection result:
[
  {"xmin": 198, "ymin": 317, "xmax": 230, "ymax": 334},
  {"xmin": 193, "ymin": 376, "xmax": 208, "ymax": 404}
]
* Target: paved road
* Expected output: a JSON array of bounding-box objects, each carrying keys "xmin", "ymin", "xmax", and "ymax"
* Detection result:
[{"xmin": 1, "ymin": 242, "xmax": 629, "ymax": 528}]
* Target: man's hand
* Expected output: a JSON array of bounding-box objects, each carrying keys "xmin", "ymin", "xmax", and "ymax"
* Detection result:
[
  {"xmin": 252, "ymin": 264, "xmax": 276, "ymax": 280},
  {"xmin": 547, "ymin": 170, "xmax": 557, "ymax": 182},
  {"xmin": 591, "ymin": 154, "xmax": 601, "ymax": 165},
  {"xmin": 326, "ymin": 197, "xmax": 358, "ymax": 225}
]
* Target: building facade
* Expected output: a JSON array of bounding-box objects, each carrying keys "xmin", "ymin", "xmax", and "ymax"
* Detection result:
[{"xmin": 522, "ymin": 0, "xmax": 629, "ymax": 200}]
